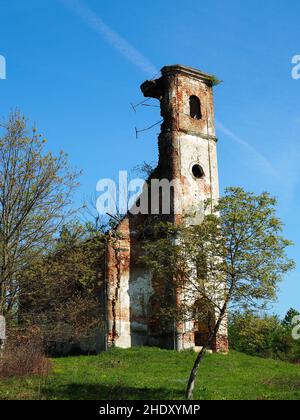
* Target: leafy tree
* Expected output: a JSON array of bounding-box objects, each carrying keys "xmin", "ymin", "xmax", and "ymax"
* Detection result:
[
  {"xmin": 229, "ymin": 308, "xmax": 300, "ymax": 363},
  {"xmin": 229, "ymin": 311, "xmax": 283, "ymax": 357},
  {"xmin": 19, "ymin": 223, "xmax": 106, "ymax": 350},
  {"xmin": 141, "ymin": 188, "xmax": 295, "ymax": 399},
  {"xmin": 0, "ymin": 112, "xmax": 80, "ymax": 316},
  {"xmin": 282, "ymin": 308, "xmax": 300, "ymax": 328}
]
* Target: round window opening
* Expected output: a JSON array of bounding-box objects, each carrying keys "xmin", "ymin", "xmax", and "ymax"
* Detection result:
[{"xmin": 192, "ymin": 164, "xmax": 205, "ymax": 179}]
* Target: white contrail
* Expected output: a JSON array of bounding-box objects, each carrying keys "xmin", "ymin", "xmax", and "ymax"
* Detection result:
[
  {"xmin": 60, "ymin": 0, "xmax": 158, "ymax": 77},
  {"xmin": 216, "ymin": 120, "xmax": 280, "ymax": 179}
]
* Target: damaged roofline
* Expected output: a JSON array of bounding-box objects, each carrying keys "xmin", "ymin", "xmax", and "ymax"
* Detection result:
[
  {"xmin": 141, "ymin": 64, "xmax": 221, "ymax": 100},
  {"xmin": 161, "ymin": 64, "xmax": 221, "ymax": 86}
]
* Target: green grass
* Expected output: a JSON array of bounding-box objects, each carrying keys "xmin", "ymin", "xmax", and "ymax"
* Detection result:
[{"xmin": 1, "ymin": 348, "xmax": 300, "ymax": 400}]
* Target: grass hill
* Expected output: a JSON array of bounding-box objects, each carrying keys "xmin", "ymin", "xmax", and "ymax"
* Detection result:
[{"xmin": 1, "ymin": 347, "xmax": 300, "ymax": 400}]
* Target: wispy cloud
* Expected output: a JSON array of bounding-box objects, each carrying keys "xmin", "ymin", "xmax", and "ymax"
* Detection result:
[
  {"xmin": 60, "ymin": 0, "xmax": 158, "ymax": 77},
  {"xmin": 216, "ymin": 120, "xmax": 280, "ymax": 179}
]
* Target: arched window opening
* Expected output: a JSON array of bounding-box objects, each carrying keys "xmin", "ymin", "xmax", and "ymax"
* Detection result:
[{"xmin": 189, "ymin": 95, "xmax": 202, "ymax": 120}]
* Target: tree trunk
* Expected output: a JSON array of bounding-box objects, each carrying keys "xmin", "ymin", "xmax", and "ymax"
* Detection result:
[
  {"xmin": 185, "ymin": 345, "xmax": 207, "ymax": 399},
  {"xmin": 185, "ymin": 301, "xmax": 229, "ymax": 400}
]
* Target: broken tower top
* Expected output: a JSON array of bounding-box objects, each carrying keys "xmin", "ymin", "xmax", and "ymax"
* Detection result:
[{"xmin": 141, "ymin": 64, "xmax": 220, "ymax": 99}]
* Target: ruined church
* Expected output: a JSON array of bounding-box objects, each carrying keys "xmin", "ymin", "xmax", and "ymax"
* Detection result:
[{"xmin": 105, "ymin": 65, "xmax": 228, "ymax": 353}]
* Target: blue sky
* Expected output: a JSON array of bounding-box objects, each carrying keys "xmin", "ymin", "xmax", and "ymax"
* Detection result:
[{"xmin": 0, "ymin": 0, "xmax": 299, "ymax": 316}]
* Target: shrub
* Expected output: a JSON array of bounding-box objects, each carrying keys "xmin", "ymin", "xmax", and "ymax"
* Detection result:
[
  {"xmin": 0, "ymin": 326, "xmax": 51, "ymax": 379},
  {"xmin": 229, "ymin": 309, "xmax": 300, "ymax": 363}
]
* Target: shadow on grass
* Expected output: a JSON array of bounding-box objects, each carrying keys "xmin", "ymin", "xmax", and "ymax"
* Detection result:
[{"xmin": 43, "ymin": 383, "xmax": 184, "ymax": 400}]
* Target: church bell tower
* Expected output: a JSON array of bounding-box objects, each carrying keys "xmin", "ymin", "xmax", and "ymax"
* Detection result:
[
  {"xmin": 141, "ymin": 64, "xmax": 220, "ymax": 224},
  {"xmin": 106, "ymin": 65, "xmax": 228, "ymax": 353},
  {"xmin": 141, "ymin": 65, "xmax": 227, "ymax": 351}
]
